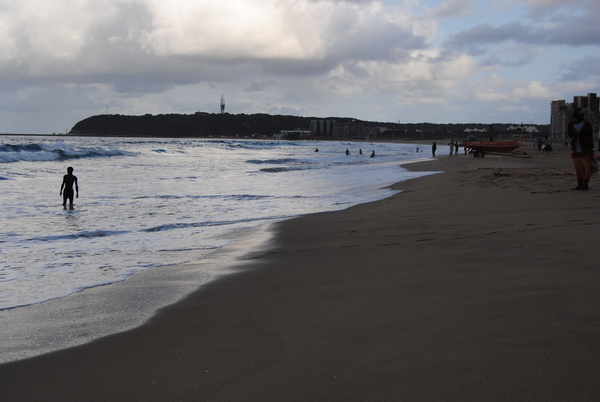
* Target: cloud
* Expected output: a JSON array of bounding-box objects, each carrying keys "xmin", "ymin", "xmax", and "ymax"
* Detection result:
[
  {"xmin": 471, "ymin": 74, "xmax": 559, "ymax": 103},
  {"xmin": 544, "ymin": 8, "xmax": 600, "ymax": 46},
  {"xmin": 314, "ymin": 48, "xmax": 476, "ymax": 104},
  {"xmin": 554, "ymin": 80, "xmax": 597, "ymax": 96},
  {"xmin": 244, "ymin": 81, "xmax": 269, "ymax": 92},
  {"xmin": 445, "ymin": 1, "xmax": 600, "ymax": 55},
  {"xmin": 0, "ymin": 1, "xmax": 434, "ymax": 89},
  {"xmin": 425, "ymin": 0, "xmax": 477, "ymax": 19},
  {"xmin": 557, "ymin": 55, "xmax": 600, "ymax": 83},
  {"xmin": 0, "ymin": 0, "xmax": 598, "ymax": 132},
  {"xmin": 0, "ymin": 1, "xmax": 156, "ymax": 78},
  {"xmin": 444, "ymin": 22, "xmax": 536, "ymax": 55},
  {"xmin": 521, "ymin": 0, "xmax": 590, "ymax": 17},
  {"xmin": 478, "ymin": 45, "xmax": 542, "ymax": 67},
  {"xmin": 0, "ymin": 1, "xmax": 463, "ymax": 125},
  {"xmin": 512, "ymin": 80, "xmax": 559, "ymax": 99}
]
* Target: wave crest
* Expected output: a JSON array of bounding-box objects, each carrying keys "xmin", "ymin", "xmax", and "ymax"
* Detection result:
[{"xmin": 0, "ymin": 141, "xmax": 129, "ymax": 163}]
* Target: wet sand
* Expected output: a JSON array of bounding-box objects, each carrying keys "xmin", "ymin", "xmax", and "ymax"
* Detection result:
[{"xmin": 1, "ymin": 146, "xmax": 599, "ymax": 401}]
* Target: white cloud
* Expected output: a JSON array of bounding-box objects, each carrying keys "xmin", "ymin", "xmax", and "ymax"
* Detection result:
[
  {"xmin": 143, "ymin": 0, "xmax": 326, "ymax": 59},
  {"xmin": 554, "ymin": 81, "xmax": 597, "ymax": 97},
  {"xmin": 425, "ymin": 0, "xmax": 477, "ymax": 19},
  {"xmin": 0, "ymin": 0, "xmax": 434, "ymax": 71},
  {"xmin": 484, "ymin": 74, "xmax": 506, "ymax": 87},
  {"xmin": 0, "ymin": 0, "xmax": 598, "ymax": 132},
  {"xmin": 474, "ymin": 90, "xmax": 510, "ymax": 103},
  {"xmin": 512, "ymin": 80, "xmax": 559, "ymax": 99},
  {"xmin": 314, "ymin": 48, "xmax": 476, "ymax": 105},
  {"xmin": 471, "ymin": 74, "xmax": 559, "ymax": 104}
]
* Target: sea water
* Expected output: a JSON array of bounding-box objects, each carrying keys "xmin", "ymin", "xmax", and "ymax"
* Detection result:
[{"xmin": 0, "ymin": 136, "xmax": 438, "ymax": 312}]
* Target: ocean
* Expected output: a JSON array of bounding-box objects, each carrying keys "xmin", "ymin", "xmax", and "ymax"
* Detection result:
[{"xmin": 0, "ymin": 136, "xmax": 441, "ymax": 361}]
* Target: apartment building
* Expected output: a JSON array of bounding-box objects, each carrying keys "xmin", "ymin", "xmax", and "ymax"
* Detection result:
[{"xmin": 550, "ymin": 93, "xmax": 599, "ymax": 139}]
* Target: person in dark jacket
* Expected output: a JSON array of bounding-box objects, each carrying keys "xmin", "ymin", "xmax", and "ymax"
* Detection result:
[{"xmin": 568, "ymin": 108, "xmax": 595, "ymax": 190}]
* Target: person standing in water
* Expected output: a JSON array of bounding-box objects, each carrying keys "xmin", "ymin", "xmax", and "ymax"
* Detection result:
[{"xmin": 60, "ymin": 167, "xmax": 79, "ymax": 208}]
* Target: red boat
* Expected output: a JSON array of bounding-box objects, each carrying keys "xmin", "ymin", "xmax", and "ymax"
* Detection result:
[{"xmin": 462, "ymin": 141, "xmax": 521, "ymax": 157}]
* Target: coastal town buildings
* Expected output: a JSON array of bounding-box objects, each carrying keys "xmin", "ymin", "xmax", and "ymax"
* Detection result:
[
  {"xmin": 551, "ymin": 93, "xmax": 599, "ymax": 139},
  {"xmin": 310, "ymin": 119, "xmax": 337, "ymax": 136},
  {"xmin": 310, "ymin": 119, "xmax": 368, "ymax": 138}
]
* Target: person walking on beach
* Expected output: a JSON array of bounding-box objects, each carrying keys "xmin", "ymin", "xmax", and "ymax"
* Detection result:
[
  {"xmin": 448, "ymin": 140, "xmax": 454, "ymax": 157},
  {"xmin": 568, "ymin": 108, "xmax": 594, "ymax": 190},
  {"xmin": 432, "ymin": 142, "xmax": 437, "ymax": 157},
  {"xmin": 60, "ymin": 167, "xmax": 79, "ymax": 208}
]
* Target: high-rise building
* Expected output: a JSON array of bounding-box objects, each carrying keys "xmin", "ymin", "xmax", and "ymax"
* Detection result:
[
  {"xmin": 574, "ymin": 93, "xmax": 599, "ymax": 112},
  {"xmin": 590, "ymin": 93, "xmax": 599, "ymax": 112},
  {"xmin": 573, "ymin": 96, "xmax": 588, "ymax": 109},
  {"xmin": 550, "ymin": 100, "xmax": 571, "ymax": 139},
  {"xmin": 550, "ymin": 93, "xmax": 599, "ymax": 139}
]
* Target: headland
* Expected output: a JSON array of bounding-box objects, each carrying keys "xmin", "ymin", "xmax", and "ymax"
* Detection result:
[{"xmin": 69, "ymin": 112, "xmax": 550, "ymax": 140}]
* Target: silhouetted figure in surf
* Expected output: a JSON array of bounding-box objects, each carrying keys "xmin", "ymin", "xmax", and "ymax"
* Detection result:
[
  {"xmin": 370, "ymin": 151, "xmax": 375, "ymax": 158},
  {"xmin": 60, "ymin": 167, "xmax": 79, "ymax": 209},
  {"xmin": 345, "ymin": 148, "xmax": 350, "ymax": 155}
]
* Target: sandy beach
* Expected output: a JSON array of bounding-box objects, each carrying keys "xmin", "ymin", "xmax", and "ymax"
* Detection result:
[{"xmin": 1, "ymin": 146, "xmax": 599, "ymax": 401}]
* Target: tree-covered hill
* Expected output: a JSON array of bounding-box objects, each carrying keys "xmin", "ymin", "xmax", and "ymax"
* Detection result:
[{"xmin": 69, "ymin": 112, "xmax": 549, "ymax": 139}]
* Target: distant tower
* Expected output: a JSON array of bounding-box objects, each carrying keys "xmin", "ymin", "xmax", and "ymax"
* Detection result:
[{"xmin": 220, "ymin": 95, "xmax": 225, "ymax": 114}]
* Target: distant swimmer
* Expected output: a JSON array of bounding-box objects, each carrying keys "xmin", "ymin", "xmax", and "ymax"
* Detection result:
[
  {"xmin": 359, "ymin": 149, "xmax": 363, "ymax": 155},
  {"xmin": 315, "ymin": 148, "xmax": 319, "ymax": 152},
  {"xmin": 370, "ymin": 151, "xmax": 375, "ymax": 158},
  {"xmin": 60, "ymin": 166, "xmax": 78, "ymax": 209},
  {"xmin": 345, "ymin": 148, "xmax": 350, "ymax": 155},
  {"xmin": 416, "ymin": 147, "xmax": 420, "ymax": 152}
]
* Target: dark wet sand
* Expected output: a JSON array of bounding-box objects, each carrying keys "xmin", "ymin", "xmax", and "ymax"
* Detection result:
[{"xmin": 1, "ymin": 147, "xmax": 599, "ymax": 401}]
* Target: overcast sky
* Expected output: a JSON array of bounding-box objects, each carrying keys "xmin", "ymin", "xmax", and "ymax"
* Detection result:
[{"xmin": 0, "ymin": 0, "xmax": 598, "ymax": 133}]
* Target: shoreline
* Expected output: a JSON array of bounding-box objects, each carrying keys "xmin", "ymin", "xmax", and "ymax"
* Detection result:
[
  {"xmin": 0, "ymin": 155, "xmax": 435, "ymax": 364},
  {"xmin": 0, "ymin": 224, "xmax": 275, "ymax": 363},
  {"xmin": 2, "ymin": 147, "xmax": 599, "ymax": 401}
]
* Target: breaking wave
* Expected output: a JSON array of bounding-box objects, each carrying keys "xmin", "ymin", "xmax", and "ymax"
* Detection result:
[{"xmin": 0, "ymin": 141, "xmax": 130, "ymax": 163}]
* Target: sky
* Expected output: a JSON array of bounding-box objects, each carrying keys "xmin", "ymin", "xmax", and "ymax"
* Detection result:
[{"xmin": 0, "ymin": 0, "xmax": 598, "ymax": 133}]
